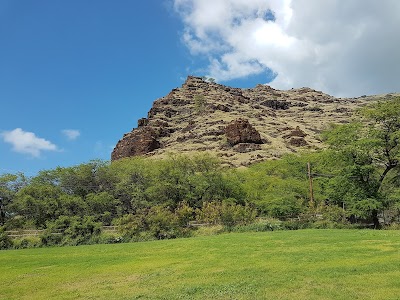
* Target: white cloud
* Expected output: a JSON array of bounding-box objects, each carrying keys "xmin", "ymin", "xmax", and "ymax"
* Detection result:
[
  {"xmin": 174, "ymin": 0, "xmax": 400, "ymax": 97},
  {"xmin": 1, "ymin": 128, "xmax": 57, "ymax": 157},
  {"xmin": 62, "ymin": 129, "xmax": 80, "ymax": 140}
]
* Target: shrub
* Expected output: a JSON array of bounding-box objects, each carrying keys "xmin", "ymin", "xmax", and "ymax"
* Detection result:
[
  {"xmin": 232, "ymin": 218, "xmax": 283, "ymax": 232},
  {"xmin": 41, "ymin": 216, "xmax": 76, "ymax": 246},
  {"xmin": 63, "ymin": 216, "xmax": 102, "ymax": 245},
  {"xmin": 146, "ymin": 205, "xmax": 184, "ymax": 239},
  {"xmin": 3, "ymin": 216, "xmax": 29, "ymax": 230},
  {"xmin": 196, "ymin": 201, "xmax": 257, "ymax": 228},
  {"xmin": 115, "ymin": 205, "xmax": 192, "ymax": 241},
  {"xmin": 384, "ymin": 223, "xmax": 400, "ymax": 230},
  {"xmin": 41, "ymin": 216, "xmax": 102, "ymax": 246},
  {"xmin": 40, "ymin": 231, "xmax": 63, "ymax": 246},
  {"xmin": 281, "ymin": 219, "xmax": 311, "ymax": 230},
  {"xmin": 175, "ymin": 201, "xmax": 195, "ymax": 227},
  {"xmin": 90, "ymin": 232, "xmax": 124, "ymax": 244},
  {"xmin": 114, "ymin": 214, "xmax": 145, "ymax": 237},
  {"xmin": 12, "ymin": 236, "xmax": 41, "ymax": 249},
  {"xmin": 265, "ymin": 197, "xmax": 305, "ymax": 220},
  {"xmin": 311, "ymin": 220, "xmax": 337, "ymax": 229},
  {"xmin": 196, "ymin": 202, "xmax": 220, "ymax": 225},
  {"xmin": 319, "ymin": 205, "xmax": 347, "ymax": 223},
  {"xmin": 0, "ymin": 226, "xmax": 13, "ymax": 250},
  {"xmin": 130, "ymin": 231, "xmax": 157, "ymax": 242}
]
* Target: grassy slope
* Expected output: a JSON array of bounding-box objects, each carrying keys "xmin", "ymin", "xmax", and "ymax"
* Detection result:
[{"xmin": 1, "ymin": 230, "xmax": 399, "ymax": 300}]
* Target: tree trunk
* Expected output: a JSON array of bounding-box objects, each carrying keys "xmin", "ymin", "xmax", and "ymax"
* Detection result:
[
  {"xmin": 372, "ymin": 209, "xmax": 380, "ymax": 229},
  {"xmin": 0, "ymin": 203, "xmax": 4, "ymax": 226}
]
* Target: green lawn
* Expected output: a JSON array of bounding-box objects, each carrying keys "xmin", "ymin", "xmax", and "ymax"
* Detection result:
[{"xmin": 1, "ymin": 229, "xmax": 399, "ymax": 299}]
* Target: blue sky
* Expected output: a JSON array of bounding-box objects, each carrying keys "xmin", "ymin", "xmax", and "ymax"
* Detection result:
[{"xmin": 1, "ymin": 0, "xmax": 399, "ymax": 176}]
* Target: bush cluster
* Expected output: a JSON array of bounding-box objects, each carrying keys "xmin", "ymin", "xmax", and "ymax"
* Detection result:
[{"xmin": 2, "ymin": 113, "xmax": 400, "ymax": 251}]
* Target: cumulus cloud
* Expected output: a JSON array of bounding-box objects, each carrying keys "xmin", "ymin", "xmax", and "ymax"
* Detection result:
[
  {"xmin": 174, "ymin": 0, "xmax": 400, "ymax": 97},
  {"xmin": 1, "ymin": 128, "xmax": 57, "ymax": 157},
  {"xmin": 62, "ymin": 129, "xmax": 81, "ymax": 140}
]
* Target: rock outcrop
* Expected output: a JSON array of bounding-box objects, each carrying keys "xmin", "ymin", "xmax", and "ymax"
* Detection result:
[
  {"xmin": 111, "ymin": 127, "xmax": 160, "ymax": 160},
  {"xmin": 111, "ymin": 76, "xmax": 396, "ymax": 167},
  {"xmin": 225, "ymin": 119, "xmax": 263, "ymax": 146}
]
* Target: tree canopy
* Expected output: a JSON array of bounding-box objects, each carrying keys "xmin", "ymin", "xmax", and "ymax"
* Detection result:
[{"xmin": 322, "ymin": 97, "xmax": 400, "ymax": 227}]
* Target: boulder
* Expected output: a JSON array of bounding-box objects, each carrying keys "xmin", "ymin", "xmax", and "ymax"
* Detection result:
[{"xmin": 225, "ymin": 119, "xmax": 263, "ymax": 146}]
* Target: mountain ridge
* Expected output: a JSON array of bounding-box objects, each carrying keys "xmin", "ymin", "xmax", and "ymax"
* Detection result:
[{"xmin": 112, "ymin": 76, "xmax": 399, "ymax": 167}]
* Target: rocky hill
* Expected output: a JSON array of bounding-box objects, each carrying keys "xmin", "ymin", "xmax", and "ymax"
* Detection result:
[{"xmin": 112, "ymin": 76, "xmax": 398, "ymax": 167}]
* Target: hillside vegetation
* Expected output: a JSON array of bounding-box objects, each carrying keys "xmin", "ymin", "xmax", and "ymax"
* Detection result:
[{"xmin": 0, "ymin": 97, "xmax": 399, "ymax": 249}]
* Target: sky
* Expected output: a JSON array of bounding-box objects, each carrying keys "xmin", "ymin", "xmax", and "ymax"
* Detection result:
[{"xmin": 1, "ymin": 0, "xmax": 399, "ymax": 176}]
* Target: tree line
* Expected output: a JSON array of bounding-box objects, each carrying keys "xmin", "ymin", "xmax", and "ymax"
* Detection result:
[{"xmin": 0, "ymin": 97, "xmax": 399, "ymax": 249}]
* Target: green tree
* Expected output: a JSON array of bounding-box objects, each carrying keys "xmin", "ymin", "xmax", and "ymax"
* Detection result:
[
  {"xmin": 58, "ymin": 194, "xmax": 87, "ymax": 217},
  {"xmin": 146, "ymin": 154, "xmax": 244, "ymax": 208},
  {"xmin": 31, "ymin": 160, "xmax": 113, "ymax": 197},
  {"xmin": 13, "ymin": 184, "xmax": 64, "ymax": 228},
  {"xmin": 322, "ymin": 97, "xmax": 400, "ymax": 227},
  {"xmin": 85, "ymin": 192, "xmax": 117, "ymax": 223},
  {"xmin": 109, "ymin": 157, "xmax": 153, "ymax": 214},
  {"xmin": 59, "ymin": 160, "xmax": 111, "ymax": 197},
  {"xmin": 41, "ymin": 215, "xmax": 102, "ymax": 246},
  {"xmin": 0, "ymin": 173, "xmax": 27, "ymax": 225},
  {"xmin": 240, "ymin": 153, "xmax": 321, "ymax": 219}
]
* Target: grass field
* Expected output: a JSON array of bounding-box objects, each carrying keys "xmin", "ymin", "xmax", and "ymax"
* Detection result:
[{"xmin": 1, "ymin": 229, "xmax": 399, "ymax": 299}]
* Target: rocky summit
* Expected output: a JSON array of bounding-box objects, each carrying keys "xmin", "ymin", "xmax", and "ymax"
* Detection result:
[{"xmin": 112, "ymin": 76, "xmax": 397, "ymax": 167}]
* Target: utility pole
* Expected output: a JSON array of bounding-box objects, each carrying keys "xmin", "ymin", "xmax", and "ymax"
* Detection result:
[{"xmin": 307, "ymin": 162, "xmax": 314, "ymax": 208}]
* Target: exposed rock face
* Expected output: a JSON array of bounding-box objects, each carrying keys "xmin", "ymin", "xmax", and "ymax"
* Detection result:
[
  {"xmin": 225, "ymin": 119, "xmax": 263, "ymax": 146},
  {"xmin": 111, "ymin": 75, "xmax": 396, "ymax": 166},
  {"xmin": 137, "ymin": 118, "xmax": 148, "ymax": 127},
  {"xmin": 283, "ymin": 126, "xmax": 307, "ymax": 139},
  {"xmin": 111, "ymin": 127, "xmax": 160, "ymax": 160},
  {"xmin": 288, "ymin": 137, "xmax": 308, "ymax": 147},
  {"xmin": 260, "ymin": 99, "xmax": 290, "ymax": 110},
  {"xmin": 233, "ymin": 143, "xmax": 262, "ymax": 153}
]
